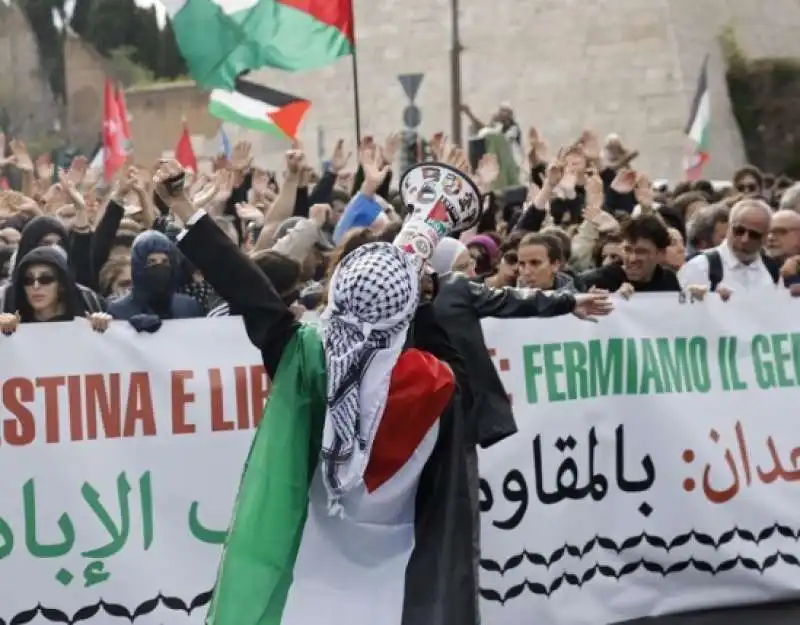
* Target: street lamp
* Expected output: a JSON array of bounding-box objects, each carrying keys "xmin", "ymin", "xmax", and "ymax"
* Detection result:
[{"xmin": 450, "ymin": 0, "xmax": 463, "ymax": 146}]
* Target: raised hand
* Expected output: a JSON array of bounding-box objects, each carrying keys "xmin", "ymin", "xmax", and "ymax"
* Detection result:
[
  {"xmin": 573, "ymin": 292, "xmax": 614, "ymax": 322},
  {"xmin": 359, "ymin": 145, "xmax": 389, "ymax": 197},
  {"xmin": 329, "ymin": 139, "xmax": 351, "ymax": 173},
  {"xmin": 9, "ymin": 139, "xmax": 33, "ymax": 173}
]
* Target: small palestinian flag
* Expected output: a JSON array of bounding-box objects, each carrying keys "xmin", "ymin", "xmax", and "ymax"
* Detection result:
[
  {"xmin": 208, "ymin": 77, "xmax": 310, "ymax": 143},
  {"xmin": 684, "ymin": 55, "xmax": 710, "ymax": 180}
]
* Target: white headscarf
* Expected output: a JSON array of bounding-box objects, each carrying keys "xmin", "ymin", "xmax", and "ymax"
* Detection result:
[
  {"xmin": 320, "ymin": 242, "xmax": 420, "ymax": 513},
  {"xmin": 430, "ymin": 238, "xmax": 467, "ymax": 275}
]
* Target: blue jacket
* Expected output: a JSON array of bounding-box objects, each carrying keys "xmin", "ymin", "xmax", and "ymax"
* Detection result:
[{"xmin": 107, "ymin": 231, "xmax": 201, "ymax": 321}]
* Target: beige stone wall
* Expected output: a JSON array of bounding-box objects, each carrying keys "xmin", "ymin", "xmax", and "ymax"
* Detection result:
[
  {"xmin": 0, "ymin": 2, "xmax": 60, "ymax": 140},
  {"xmin": 244, "ymin": 0, "xmax": 800, "ymax": 180},
  {"xmin": 64, "ymin": 31, "xmax": 116, "ymax": 152},
  {"xmin": 124, "ymin": 81, "xmax": 218, "ymax": 166}
]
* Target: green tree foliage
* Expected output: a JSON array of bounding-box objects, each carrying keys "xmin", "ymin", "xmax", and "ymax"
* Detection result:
[
  {"xmin": 84, "ymin": 0, "xmax": 138, "ymax": 56},
  {"xmin": 111, "ymin": 47, "xmax": 155, "ymax": 86},
  {"xmin": 133, "ymin": 6, "xmax": 162, "ymax": 74},
  {"xmin": 19, "ymin": 0, "xmax": 66, "ymax": 98},
  {"xmin": 70, "ymin": 0, "xmax": 92, "ymax": 37},
  {"xmin": 721, "ymin": 23, "xmax": 800, "ymax": 177},
  {"xmin": 158, "ymin": 19, "xmax": 188, "ymax": 79},
  {"xmin": 19, "ymin": 0, "xmax": 188, "ymax": 93}
]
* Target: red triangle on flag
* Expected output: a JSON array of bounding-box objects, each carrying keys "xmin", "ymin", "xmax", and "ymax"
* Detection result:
[
  {"xmin": 175, "ymin": 121, "xmax": 198, "ymax": 173},
  {"xmin": 267, "ymin": 100, "xmax": 311, "ymax": 140}
]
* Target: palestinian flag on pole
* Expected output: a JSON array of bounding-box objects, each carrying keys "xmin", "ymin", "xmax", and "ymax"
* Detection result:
[
  {"xmin": 683, "ymin": 54, "xmax": 710, "ymax": 180},
  {"xmin": 205, "ymin": 327, "xmax": 476, "ymax": 625},
  {"xmin": 163, "ymin": 0, "xmax": 355, "ymax": 89},
  {"xmin": 209, "ymin": 77, "xmax": 310, "ymax": 143}
]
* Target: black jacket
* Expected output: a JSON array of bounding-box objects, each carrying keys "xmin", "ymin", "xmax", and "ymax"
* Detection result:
[
  {"xmin": 579, "ymin": 262, "xmax": 681, "ymax": 293},
  {"xmin": 2, "ymin": 216, "xmax": 105, "ymax": 314},
  {"xmin": 178, "ymin": 214, "xmax": 478, "ymax": 625},
  {"xmin": 177, "ymin": 213, "xmax": 297, "ymax": 378},
  {"xmin": 12, "ymin": 246, "xmax": 87, "ymax": 322},
  {"xmin": 433, "ymin": 272, "xmax": 577, "ymax": 448}
]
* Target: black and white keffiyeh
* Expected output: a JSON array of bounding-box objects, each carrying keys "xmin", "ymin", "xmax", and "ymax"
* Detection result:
[{"xmin": 320, "ymin": 242, "xmax": 420, "ymax": 512}]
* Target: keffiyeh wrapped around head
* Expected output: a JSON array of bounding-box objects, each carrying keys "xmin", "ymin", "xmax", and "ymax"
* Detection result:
[{"xmin": 320, "ymin": 242, "xmax": 420, "ymax": 512}]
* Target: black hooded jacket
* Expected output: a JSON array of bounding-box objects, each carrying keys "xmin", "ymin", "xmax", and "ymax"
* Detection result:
[
  {"xmin": 14, "ymin": 216, "xmax": 69, "ymax": 266},
  {"xmin": 0, "ymin": 216, "xmax": 104, "ymax": 314},
  {"xmin": 12, "ymin": 246, "xmax": 87, "ymax": 323}
]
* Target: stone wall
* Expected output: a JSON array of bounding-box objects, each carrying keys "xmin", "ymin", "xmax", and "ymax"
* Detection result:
[
  {"xmin": 124, "ymin": 81, "xmax": 217, "ymax": 166},
  {"xmin": 64, "ymin": 31, "xmax": 108, "ymax": 152},
  {"xmin": 0, "ymin": 1, "xmax": 60, "ymax": 140},
  {"xmin": 245, "ymin": 0, "xmax": 800, "ymax": 180}
]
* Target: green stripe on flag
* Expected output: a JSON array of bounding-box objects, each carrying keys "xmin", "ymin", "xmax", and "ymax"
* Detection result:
[
  {"xmin": 208, "ymin": 99, "xmax": 287, "ymax": 136},
  {"xmin": 206, "ymin": 326, "xmax": 327, "ymax": 625},
  {"xmin": 172, "ymin": 0, "xmax": 353, "ymax": 89}
]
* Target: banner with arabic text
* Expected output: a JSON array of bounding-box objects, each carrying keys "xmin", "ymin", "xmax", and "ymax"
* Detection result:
[
  {"xmin": 0, "ymin": 318, "xmax": 259, "ymax": 625},
  {"xmin": 3, "ymin": 296, "xmax": 800, "ymax": 624},
  {"xmin": 478, "ymin": 293, "xmax": 800, "ymax": 625}
]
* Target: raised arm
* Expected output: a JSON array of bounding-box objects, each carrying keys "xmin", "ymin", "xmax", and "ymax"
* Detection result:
[
  {"xmin": 156, "ymin": 160, "xmax": 298, "ymax": 378},
  {"xmin": 463, "ymin": 276, "xmax": 576, "ymax": 319}
]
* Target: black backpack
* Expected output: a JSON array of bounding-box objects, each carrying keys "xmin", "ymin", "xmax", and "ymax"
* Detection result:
[{"xmin": 704, "ymin": 249, "xmax": 780, "ymax": 291}]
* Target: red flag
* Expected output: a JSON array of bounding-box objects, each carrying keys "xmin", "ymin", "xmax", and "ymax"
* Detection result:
[
  {"xmin": 115, "ymin": 84, "xmax": 132, "ymax": 149},
  {"xmin": 174, "ymin": 120, "xmax": 197, "ymax": 172},
  {"xmin": 103, "ymin": 79, "xmax": 125, "ymax": 181}
]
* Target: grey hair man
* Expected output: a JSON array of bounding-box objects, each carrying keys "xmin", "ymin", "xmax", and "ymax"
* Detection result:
[
  {"xmin": 679, "ymin": 198, "xmax": 779, "ymax": 296},
  {"xmin": 778, "ymin": 182, "xmax": 800, "ymax": 212},
  {"xmin": 685, "ymin": 203, "xmax": 730, "ymax": 259},
  {"xmin": 766, "ymin": 209, "xmax": 800, "ymax": 262}
]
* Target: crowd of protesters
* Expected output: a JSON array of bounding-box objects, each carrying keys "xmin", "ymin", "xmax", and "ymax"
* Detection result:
[
  {"xmin": 2, "ymin": 101, "xmax": 799, "ymax": 625},
  {"xmin": 0, "ymin": 102, "xmax": 797, "ymax": 340}
]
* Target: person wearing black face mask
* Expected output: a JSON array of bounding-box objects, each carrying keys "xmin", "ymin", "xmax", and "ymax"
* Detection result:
[{"xmin": 107, "ymin": 231, "xmax": 202, "ymax": 329}]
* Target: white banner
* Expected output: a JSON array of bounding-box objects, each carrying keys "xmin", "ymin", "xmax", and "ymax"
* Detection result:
[
  {"xmin": 479, "ymin": 293, "xmax": 800, "ymax": 624},
  {"xmin": 1, "ymin": 295, "xmax": 800, "ymax": 624},
  {"xmin": 0, "ymin": 318, "xmax": 259, "ymax": 625}
]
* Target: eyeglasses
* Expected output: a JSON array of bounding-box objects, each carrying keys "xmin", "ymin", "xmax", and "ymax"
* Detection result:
[
  {"xmin": 23, "ymin": 274, "xmax": 57, "ymax": 288},
  {"xmin": 732, "ymin": 225, "xmax": 765, "ymax": 241},
  {"xmin": 115, "ymin": 279, "xmax": 133, "ymax": 289},
  {"xmin": 736, "ymin": 183, "xmax": 759, "ymax": 193}
]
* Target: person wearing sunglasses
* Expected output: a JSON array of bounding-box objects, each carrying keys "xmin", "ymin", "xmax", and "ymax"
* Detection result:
[
  {"xmin": 732, "ymin": 166, "xmax": 764, "ymax": 199},
  {"xmin": 0, "ymin": 215, "xmax": 105, "ymax": 315},
  {"xmin": 765, "ymin": 210, "xmax": 800, "ymax": 265},
  {"xmin": 679, "ymin": 198, "xmax": 780, "ymax": 300},
  {"xmin": 0, "ymin": 246, "xmax": 111, "ymax": 335}
]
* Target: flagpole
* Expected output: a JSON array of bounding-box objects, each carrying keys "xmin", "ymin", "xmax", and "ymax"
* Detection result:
[
  {"xmin": 450, "ymin": 0, "xmax": 463, "ymax": 147},
  {"xmin": 349, "ymin": 7, "xmax": 362, "ymax": 146}
]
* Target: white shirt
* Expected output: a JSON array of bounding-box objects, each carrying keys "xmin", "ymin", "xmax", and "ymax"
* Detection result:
[{"xmin": 678, "ymin": 240, "xmax": 777, "ymax": 292}]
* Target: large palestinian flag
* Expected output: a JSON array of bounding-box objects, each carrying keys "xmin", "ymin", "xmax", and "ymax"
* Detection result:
[
  {"xmin": 163, "ymin": 0, "xmax": 355, "ymax": 89},
  {"xmin": 205, "ymin": 326, "xmax": 476, "ymax": 625}
]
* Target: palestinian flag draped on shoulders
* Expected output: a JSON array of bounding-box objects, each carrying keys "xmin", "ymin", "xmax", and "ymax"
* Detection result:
[
  {"xmin": 205, "ymin": 326, "xmax": 476, "ymax": 625},
  {"xmin": 163, "ymin": 0, "xmax": 355, "ymax": 89}
]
